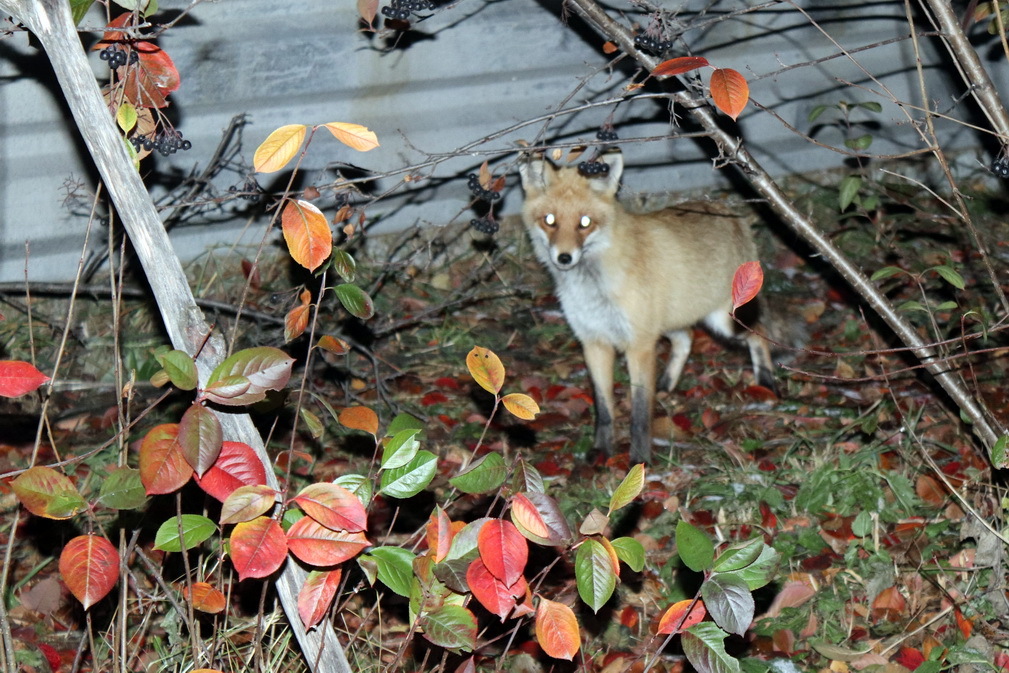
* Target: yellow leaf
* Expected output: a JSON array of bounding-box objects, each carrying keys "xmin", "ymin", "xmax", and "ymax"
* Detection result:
[
  {"xmin": 254, "ymin": 124, "xmax": 307, "ymax": 173},
  {"xmin": 323, "ymin": 122, "xmax": 380, "ymax": 152},
  {"xmin": 281, "ymin": 199, "xmax": 332, "ymax": 272},
  {"xmin": 709, "ymin": 68, "xmax": 749, "ymax": 121},
  {"xmin": 502, "ymin": 393, "xmax": 539, "ymax": 420},
  {"xmin": 466, "ymin": 347, "xmax": 505, "ymax": 395}
]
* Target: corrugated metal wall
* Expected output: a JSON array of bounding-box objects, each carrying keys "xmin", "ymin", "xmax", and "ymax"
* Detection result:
[{"xmin": 0, "ymin": 0, "xmax": 999, "ymax": 281}]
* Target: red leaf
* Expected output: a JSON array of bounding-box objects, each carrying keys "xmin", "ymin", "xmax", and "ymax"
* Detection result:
[
  {"xmin": 477, "ymin": 519, "xmax": 528, "ymax": 587},
  {"xmin": 652, "ymin": 56, "xmax": 710, "ymax": 77},
  {"xmin": 710, "ymin": 67, "xmax": 749, "ymax": 120},
  {"xmin": 59, "ymin": 535, "xmax": 119, "ymax": 609},
  {"xmin": 286, "ymin": 517, "xmax": 370, "ymax": 567},
  {"xmin": 229, "ymin": 516, "xmax": 287, "ymax": 580},
  {"xmin": 871, "ymin": 586, "xmax": 906, "ymax": 622},
  {"xmin": 195, "ymin": 441, "xmax": 268, "ymax": 503},
  {"xmin": 139, "ymin": 424, "xmax": 193, "ymax": 495},
  {"xmin": 657, "ymin": 598, "xmax": 707, "ymax": 634},
  {"xmin": 895, "ymin": 647, "xmax": 925, "ymax": 671},
  {"xmin": 0, "ymin": 360, "xmax": 49, "ymax": 397},
  {"xmin": 731, "ymin": 261, "xmax": 764, "ymax": 311},
  {"xmin": 293, "ymin": 483, "xmax": 368, "ymax": 532},
  {"xmin": 466, "ymin": 557, "xmax": 526, "ymax": 621},
  {"xmin": 427, "ymin": 506, "xmax": 454, "ymax": 563},
  {"xmin": 298, "ymin": 568, "xmax": 343, "ymax": 628}
]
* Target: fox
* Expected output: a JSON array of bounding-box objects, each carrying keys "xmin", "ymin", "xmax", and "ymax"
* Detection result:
[{"xmin": 518, "ymin": 151, "xmax": 776, "ymax": 463}]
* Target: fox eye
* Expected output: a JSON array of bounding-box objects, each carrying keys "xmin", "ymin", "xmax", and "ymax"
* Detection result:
[
  {"xmin": 543, "ymin": 213, "xmax": 556, "ymax": 227},
  {"xmin": 579, "ymin": 215, "xmax": 591, "ymax": 228}
]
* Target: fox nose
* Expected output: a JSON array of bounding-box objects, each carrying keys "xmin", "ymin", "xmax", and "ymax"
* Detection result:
[{"xmin": 556, "ymin": 253, "xmax": 573, "ymax": 266}]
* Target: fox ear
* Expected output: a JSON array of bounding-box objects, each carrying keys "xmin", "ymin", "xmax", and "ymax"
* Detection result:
[
  {"xmin": 519, "ymin": 155, "xmax": 552, "ymax": 192},
  {"xmin": 591, "ymin": 152, "xmax": 624, "ymax": 195}
]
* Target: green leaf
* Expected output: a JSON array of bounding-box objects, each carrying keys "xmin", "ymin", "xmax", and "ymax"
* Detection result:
[
  {"xmin": 932, "ymin": 265, "xmax": 965, "ymax": 290},
  {"xmin": 333, "ymin": 473, "xmax": 373, "ymax": 507},
  {"xmin": 331, "ymin": 250, "xmax": 357, "ymax": 283},
  {"xmin": 852, "ymin": 510, "xmax": 873, "ymax": 537},
  {"xmin": 154, "ymin": 514, "xmax": 216, "ymax": 552},
  {"xmin": 858, "ymin": 101, "xmax": 883, "ymax": 113},
  {"xmin": 363, "ymin": 546, "xmax": 415, "ymax": 597},
  {"xmin": 334, "ymin": 283, "xmax": 375, "ymax": 320},
  {"xmin": 159, "ymin": 349, "xmax": 198, "ymax": 391},
  {"xmin": 379, "ymin": 450, "xmax": 437, "ymax": 498},
  {"xmin": 712, "ymin": 537, "xmax": 763, "ymax": 572},
  {"xmin": 870, "ymin": 266, "xmax": 906, "ymax": 281},
  {"xmin": 898, "ymin": 299, "xmax": 927, "ymax": 313},
  {"xmin": 299, "ymin": 407, "xmax": 325, "ymax": 438},
  {"xmin": 575, "ymin": 539, "xmax": 617, "ymax": 613},
  {"xmin": 419, "ymin": 605, "xmax": 477, "ymax": 652},
  {"xmin": 382, "ymin": 429, "xmax": 422, "ymax": 470},
  {"xmin": 70, "ymin": 0, "xmax": 97, "ymax": 24},
  {"xmin": 701, "ymin": 573, "xmax": 754, "ymax": 636},
  {"xmin": 387, "ymin": 412, "xmax": 425, "ymax": 436},
  {"xmin": 98, "ymin": 466, "xmax": 147, "ymax": 510},
  {"xmin": 838, "ymin": 175, "xmax": 862, "ymax": 212},
  {"xmin": 717, "ymin": 545, "xmax": 780, "ymax": 591},
  {"xmin": 991, "ymin": 435, "xmax": 1009, "ymax": 469},
  {"xmin": 676, "ymin": 520, "xmax": 714, "ymax": 572},
  {"xmin": 608, "ymin": 463, "xmax": 644, "ymax": 514},
  {"xmin": 843, "ymin": 134, "xmax": 873, "ymax": 151},
  {"xmin": 610, "ymin": 536, "xmax": 645, "ymax": 572},
  {"xmin": 449, "ymin": 452, "xmax": 507, "ymax": 494},
  {"xmin": 807, "ymin": 104, "xmax": 830, "ymax": 123},
  {"xmin": 116, "ymin": 102, "xmax": 138, "ymax": 134},
  {"xmin": 934, "ymin": 300, "xmax": 958, "ymax": 311},
  {"xmin": 682, "ymin": 622, "xmax": 740, "ymax": 673}
]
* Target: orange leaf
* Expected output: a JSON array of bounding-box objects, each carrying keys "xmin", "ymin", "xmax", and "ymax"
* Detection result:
[
  {"xmin": 466, "ymin": 346, "xmax": 505, "ymax": 395},
  {"xmin": 657, "ymin": 599, "xmax": 707, "ymax": 634},
  {"xmin": 59, "ymin": 535, "xmax": 119, "ymax": 609},
  {"xmin": 282, "ymin": 199, "xmax": 332, "ymax": 272},
  {"xmin": 652, "ymin": 56, "xmax": 710, "ymax": 77},
  {"xmin": 466, "ymin": 557, "xmax": 526, "ymax": 621},
  {"xmin": 11, "ymin": 466, "xmax": 85, "ymax": 520},
  {"xmin": 286, "ymin": 517, "xmax": 370, "ymax": 566},
  {"xmin": 731, "ymin": 261, "xmax": 764, "ymax": 311},
  {"xmin": 427, "ymin": 507, "xmax": 454, "ymax": 563},
  {"xmin": 323, "ymin": 122, "xmax": 380, "ymax": 152},
  {"xmin": 502, "ymin": 393, "xmax": 539, "ymax": 420},
  {"xmin": 139, "ymin": 424, "xmax": 193, "ymax": 495},
  {"xmin": 0, "ymin": 360, "xmax": 49, "ymax": 397},
  {"xmin": 298, "ymin": 568, "xmax": 343, "ymax": 628},
  {"xmin": 229, "ymin": 517, "xmax": 287, "ymax": 580},
  {"xmin": 293, "ymin": 483, "xmax": 368, "ymax": 532},
  {"xmin": 317, "ymin": 335, "xmax": 350, "ymax": 355},
  {"xmin": 955, "ymin": 608, "xmax": 973, "ymax": 639},
  {"xmin": 915, "ymin": 474, "xmax": 945, "ymax": 506},
  {"xmin": 710, "ymin": 68, "xmax": 749, "ymax": 120},
  {"xmin": 183, "ymin": 582, "xmax": 227, "ymax": 614},
  {"xmin": 357, "ymin": 0, "xmax": 379, "ymax": 26},
  {"xmin": 478, "ymin": 519, "xmax": 528, "ymax": 587},
  {"xmin": 602, "ymin": 41, "xmax": 618, "ymax": 54},
  {"xmin": 535, "ymin": 597, "xmax": 581, "ymax": 660},
  {"xmin": 871, "ymin": 586, "xmax": 906, "ymax": 623},
  {"xmin": 285, "ymin": 290, "xmax": 312, "ymax": 342},
  {"xmin": 339, "ymin": 405, "xmax": 379, "ymax": 436},
  {"xmin": 254, "ymin": 124, "xmax": 307, "ymax": 173}
]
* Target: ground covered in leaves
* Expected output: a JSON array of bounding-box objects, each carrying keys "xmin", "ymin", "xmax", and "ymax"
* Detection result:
[{"xmin": 0, "ymin": 171, "xmax": 1007, "ymax": 673}]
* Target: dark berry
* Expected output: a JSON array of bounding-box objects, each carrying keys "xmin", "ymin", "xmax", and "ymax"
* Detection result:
[
  {"xmin": 596, "ymin": 129, "xmax": 619, "ymax": 142},
  {"xmin": 470, "ymin": 218, "xmax": 499, "ymax": 235}
]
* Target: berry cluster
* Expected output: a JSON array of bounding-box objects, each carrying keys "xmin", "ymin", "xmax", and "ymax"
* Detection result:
[
  {"xmin": 130, "ymin": 130, "xmax": 192, "ymax": 157},
  {"xmin": 633, "ymin": 32, "xmax": 673, "ymax": 55},
  {"xmin": 596, "ymin": 128, "xmax": 619, "ymax": 142},
  {"xmin": 470, "ymin": 217, "xmax": 499, "ymax": 235},
  {"xmin": 381, "ymin": 0, "xmax": 434, "ymax": 20},
  {"xmin": 228, "ymin": 179, "xmax": 262, "ymax": 203},
  {"xmin": 578, "ymin": 160, "xmax": 610, "ymax": 177},
  {"xmin": 992, "ymin": 157, "xmax": 1009, "ymax": 178},
  {"xmin": 467, "ymin": 173, "xmax": 502, "ymax": 202},
  {"xmin": 99, "ymin": 45, "xmax": 138, "ymax": 69}
]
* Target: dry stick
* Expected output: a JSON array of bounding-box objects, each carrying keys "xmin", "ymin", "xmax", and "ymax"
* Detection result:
[
  {"xmin": 564, "ymin": 0, "xmax": 1004, "ymax": 449},
  {"xmin": 0, "ymin": 2, "xmax": 351, "ymax": 672}
]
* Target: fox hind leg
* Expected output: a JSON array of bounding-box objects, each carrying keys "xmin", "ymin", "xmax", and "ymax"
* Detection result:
[
  {"xmin": 659, "ymin": 330, "xmax": 693, "ymax": 392},
  {"xmin": 702, "ymin": 309, "xmax": 777, "ymax": 395}
]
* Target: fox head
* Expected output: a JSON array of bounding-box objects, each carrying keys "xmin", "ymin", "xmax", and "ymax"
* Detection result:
[{"xmin": 519, "ymin": 152, "xmax": 624, "ymax": 271}]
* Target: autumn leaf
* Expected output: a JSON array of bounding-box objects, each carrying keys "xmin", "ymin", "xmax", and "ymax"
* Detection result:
[
  {"xmin": 298, "ymin": 568, "xmax": 343, "ymax": 628},
  {"xmin": 652, "ymin": 56, "xmax": 710, "ymax": 77},
  {"xmin": 502, "ymin": 393, "xmax": 539, "ymax": 420},
  {"xmin": 658, "ymin": 599, "xmax": 708, "ymax": 634},
  {"xmin": 467, "ymin": 346, "xmax": 505, "ymax": 395},
  {"xmin": 254, "ymin": 124, "xmax": 307, "ymax": 173},
  {"xmin": 286, "ymin": 290, "xmax": 312, "ymax": 342},
  {"xmin": 323, "ymin": 122, "xmax": 380, "ymax": 152},
  {"xmin": 477, "ymin": 519, "xmax": 528, "ymax": 588},
  {"xmin": 0, "ymin": 360, "xmax": 50, "ymax": 397},
  {"xmin": 339, "ymin": 406, "xmax": 379, "ymax": 436},
  {"xmin": 731, "ymin": 261, "xmax": 764, "ymax": 312},
  {"xmin": 535, "ymin": 597, "xmax": 580, "ymax": 660},
  {"xmin": 59, "ymin": 535, "xmax": 120, "ymax": 609},
  {"xmin": 282, "ymin": 199, "xmax": 332, "ymax": 272},
  {"xmin": 710, "ymin": 67, "xmax": 749, "ymax": 120},
  {"xmin": 229, "ymin": 517, "xmax": 288, "ymax": 580}
]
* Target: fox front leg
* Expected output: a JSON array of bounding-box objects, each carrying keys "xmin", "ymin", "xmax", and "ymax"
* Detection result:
[
  {"xmin": 626, "ymin": 342, "xmax": 658, "ymax": 464},
  {"xmin": 582, "ymin": 340, "xmax": 616, "ymax": 455}
]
